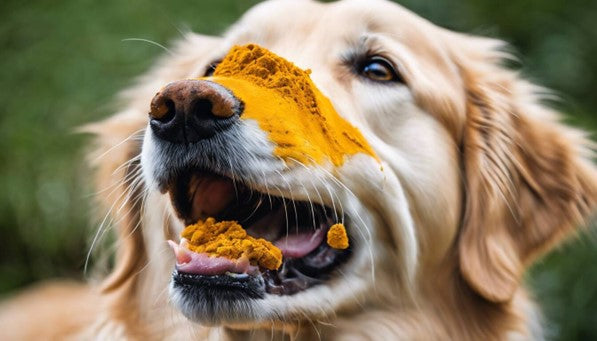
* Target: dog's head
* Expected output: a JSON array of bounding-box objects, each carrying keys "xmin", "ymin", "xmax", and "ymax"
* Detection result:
[{"xmin": 89, "ymin": 0, "xmax": 597, "ymax": 333}]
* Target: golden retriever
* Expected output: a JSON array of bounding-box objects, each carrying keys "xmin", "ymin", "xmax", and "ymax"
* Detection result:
[{"xmin": 1, "ymin": 0, "xmax": 596, "ymax": 339}]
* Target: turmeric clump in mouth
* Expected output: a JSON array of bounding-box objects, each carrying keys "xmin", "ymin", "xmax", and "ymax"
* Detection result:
[
  {"xmin": 181, "ymin": 218, "xmax": 283, "ymax": 270},
  {"xmin": 327, "ymin": 223, "xmax": 349, "ymax": 250}
]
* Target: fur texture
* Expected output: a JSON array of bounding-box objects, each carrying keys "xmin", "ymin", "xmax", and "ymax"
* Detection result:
[{"xmin": 1, "ymin": 0, "xmax": 596, "ymax": 340}]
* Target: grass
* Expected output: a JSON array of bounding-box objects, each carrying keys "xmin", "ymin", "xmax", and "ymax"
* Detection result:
[{"xmin": 1, "ymin": 0, "xmax": 595, "ymax": 339}]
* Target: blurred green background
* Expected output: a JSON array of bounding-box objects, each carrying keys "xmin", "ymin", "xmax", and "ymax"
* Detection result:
[{"xmin": 0, "ymin": 0, "xmax": 595, "ymax": 339}]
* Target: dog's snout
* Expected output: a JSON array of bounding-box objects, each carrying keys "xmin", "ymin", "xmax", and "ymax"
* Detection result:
[{"xmin": 149, "ymin": 79, "xmax": 242, "ymax": 143}]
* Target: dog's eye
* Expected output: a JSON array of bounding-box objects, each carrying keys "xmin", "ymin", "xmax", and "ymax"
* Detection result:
[
  {"xmin": 360, "ymin": 57, "xmax": 403, "ymax": 83},
  {"xmin": 203, "ymin": 60, "xmax": 221, "ymax": 77}
]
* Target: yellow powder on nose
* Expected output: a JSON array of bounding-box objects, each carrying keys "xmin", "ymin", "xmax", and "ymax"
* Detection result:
[
  {"xmin": 327, "ymin": 223, "xmax": 349, "ymax": 250},
  {"xmin": 210, "ymin": 44, "xmax": 377, "ymax": 167},
  {"xmin": 181, "ymin": 218, "xmax": 282, "ymax": 270}
]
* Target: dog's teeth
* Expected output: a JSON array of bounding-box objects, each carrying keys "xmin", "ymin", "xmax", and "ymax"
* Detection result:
[
  {"xmin": 226, "ymin": 272, "xmax": 249, "ymax": 279},
  {"xmin": 180, "ymin": 238, "xmax": 189, "ymax": 248},
  {"xmin": 168, "ymin": 240, "xmax": 192, "ymax": 264}
]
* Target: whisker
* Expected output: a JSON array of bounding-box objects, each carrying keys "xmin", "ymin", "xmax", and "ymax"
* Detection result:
[
  {"xmin": 298, "ymin": 156, "xmax": 377, "ymax": 282},
  {"xmin": 85, "ymin": 164, "xmax": 140, "ymax": 201},
  {"xmin": 112, "ymin": 153, "xmax": 142, "ymax": 176},
  {"xmin": 285, "ymin": 158, "xmax": 330, "ymax": 230},
  {"xmin": 227, "ymin": 157, "xmax": 240, "ymax": 199},
  {"xmin": 243, "ymin": 196, "xmax": 264, "ymax": 223},
  {"xmin": 285, "ymin": 161, "xmax": 318, "ymax": 231},
  {"xmin": 269, "ymin": 179, "xmax": 290, "ymax": 239},
  {"xmin": 273, "ymin": 170, "xmax": 292, "ymax": 238},
  {"xmin": 299, "ymin": 311, "xmax": 322, "ymax": 341},
  {"xmin": 259, "ymin": 168, "xmax": 274, "ymax": 209},
  {"xmin": 84, "ymin": 183, "xmax": 131, "ymax": 274},
  {"xmin": 122, "ymin": 38, "xmax": 174, "ymax": 55},
  {"xmin": 85, "ymin": 161, "xmax": 146, "ymax": 274},
  {"xmin": 336, "ymin": 268, "xmax": 366, "ymax": 310},
  {"xmin": 115, "ymin": 173, "xmax": 146, "ymax": 215},
  {"xmin": 91, "ymin": 128, "xmax": 145, "ymax": 163}
]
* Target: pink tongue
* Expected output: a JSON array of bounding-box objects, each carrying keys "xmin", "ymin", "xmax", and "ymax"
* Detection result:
[
  {"xmin": 168, "ymin": 240, "xmax": 258, "ymax": 275},
  {"xmin": 274, "ymin": 228, "xmax": 325, "ymax": 258}
]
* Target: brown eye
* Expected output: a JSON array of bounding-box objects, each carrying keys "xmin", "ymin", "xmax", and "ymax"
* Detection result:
[
  {"xmin": 360, "ymin": 57, "xmax": 402, "ymax": 83},
  {"xmin": 203, "ymin": 60, "xmax": 221, "ymax": 77}
]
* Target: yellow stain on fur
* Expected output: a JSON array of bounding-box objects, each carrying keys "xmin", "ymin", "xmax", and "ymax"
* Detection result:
[
  {"xmin": 327, "ymin": 223, "xmax": 349, "ymax": 249},
  {"xmin": 181, "ymin": 218, "xmax": 283, "ymax": 270},
  {"xmin": 209, "ymin": 44, "xmax": 377, "ymax": 166}
]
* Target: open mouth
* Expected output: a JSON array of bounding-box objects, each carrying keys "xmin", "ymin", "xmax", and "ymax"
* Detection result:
[{"xmin": 167, "ymin": 169, "xmax": 352, "ymax": 297}]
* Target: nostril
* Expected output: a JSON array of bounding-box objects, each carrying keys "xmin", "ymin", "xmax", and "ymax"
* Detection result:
[
  {"xmin": 152, "ymin": 99, "xmax": 176, "ymax": 124},
  {"xmin": 149, "ymin": 79, "xmax": 241, "ymax": 144},
  {"xmin": 190, "ymin": 98, "xmax": 214, "ymax": 120}
]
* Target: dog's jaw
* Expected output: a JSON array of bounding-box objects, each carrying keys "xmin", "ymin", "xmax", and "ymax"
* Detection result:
[
  {"xmin": 139, "ymin": 107, "xmax": 412, "ymax": 326},
  {"xmin": 136, "ymin": 32, "xmax": 423, "ymax": 328}
]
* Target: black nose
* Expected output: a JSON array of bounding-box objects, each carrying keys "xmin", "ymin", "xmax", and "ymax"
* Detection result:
[{"xmin": 148, "ymin": 80, "xmax": 243, "ymax": 143}]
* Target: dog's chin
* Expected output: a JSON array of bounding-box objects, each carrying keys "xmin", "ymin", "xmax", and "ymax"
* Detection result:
[
  {"xmin": 163, "ymin": 168, "xmax": 355, "ymax": 325},
  {"xmin": 169, "ymin": 272, "xmax": 266, "ymax": 325}
]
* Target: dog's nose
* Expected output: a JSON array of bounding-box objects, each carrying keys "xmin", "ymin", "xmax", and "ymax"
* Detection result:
[{"xmin": 148, "ymin": 80, "xmax": 242, "ymax": 143}]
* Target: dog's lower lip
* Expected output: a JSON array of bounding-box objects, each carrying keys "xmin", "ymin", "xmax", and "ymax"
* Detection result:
[{"xmin": 172, "ymin": 270, "xmax": 266, "ymax": 300}]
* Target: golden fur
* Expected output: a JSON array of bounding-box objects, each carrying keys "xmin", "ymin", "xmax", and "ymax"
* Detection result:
[{"xmin": 1, "ymin": 0, "xmax": 596, "ymax": 339}]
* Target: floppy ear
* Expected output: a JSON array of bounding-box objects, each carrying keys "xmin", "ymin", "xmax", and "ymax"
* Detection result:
[{"xmin": 451, "ymin": 35, "xmax": 597, "ymax": 303}]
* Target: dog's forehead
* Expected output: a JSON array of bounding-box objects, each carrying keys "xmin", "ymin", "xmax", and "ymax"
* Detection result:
[
  {"xmin": 221, "ymin": 0, "xmax": 465, "ymax": 140},
  {"xmin": 227, "ymin": 0, "xmax": 444, "ymax": 61}
]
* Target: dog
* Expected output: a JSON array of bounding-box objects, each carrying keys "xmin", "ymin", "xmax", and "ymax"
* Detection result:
[{"xmin": 1, "ymin": 0, "xmax": 596, "ymax": 339}]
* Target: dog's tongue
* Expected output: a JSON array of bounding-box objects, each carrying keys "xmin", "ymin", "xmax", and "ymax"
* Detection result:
[
  {"xmin": 169, "ymin": 227, "xmax": 325, "ymax": 275},
  {"xmin": 275, "ymin": 228, "xmax": 325, "ymax": 258},
  {"xmin": 189, "ymin": 174, "xmax": 235, "ymax": 218},
  {"xmin": 168, "ymin": 240, "xmax": 259, "ymax": 275}
]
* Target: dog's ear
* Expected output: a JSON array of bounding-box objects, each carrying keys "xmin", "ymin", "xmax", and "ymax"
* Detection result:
[{"xmin": 450, "ymin": 35, "xmax": 597, "ymax": 303}]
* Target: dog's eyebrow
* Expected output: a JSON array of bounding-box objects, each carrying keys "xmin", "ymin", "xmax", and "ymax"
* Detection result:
[
  {"xmin": 340, "ymin": 34, "xmax": 370, "ymax": 63},
  {"xmin": 342, "ymin": 34, "xmax": 374, "ymax": 55},
  {"xmin": 340, "ymin": 34, "xmax": 393, "ymax": 60},
  {"xmin": 339, "ymin": 33, "xmax": 396, "ymax": 71}
]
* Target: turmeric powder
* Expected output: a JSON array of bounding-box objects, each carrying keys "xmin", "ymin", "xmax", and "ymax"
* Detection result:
[
  {"xmin": 181, "ymin": 218, "xmax": 283, "ymax": 270},
  {"xmin": 327, "ymin": 223, "xmax": 349, "ymax": 249},
  {"xmin": 208, "ymin": 44, "xmax": 378, "ymax": 167}
]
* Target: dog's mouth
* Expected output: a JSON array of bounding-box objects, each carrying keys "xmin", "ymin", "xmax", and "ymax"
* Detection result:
[{"xmin": 166, "ymin": 169, "xmax": 352, "ymax": 297}]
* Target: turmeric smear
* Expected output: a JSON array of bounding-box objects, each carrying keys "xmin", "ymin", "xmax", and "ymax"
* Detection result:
[
  {"xmin": 209, "ymin": 44, "xmax": 378, "ymax": 167},
  {"xmin": 181, "ymin": 218, "xmax": 282, "ymax": 270},
  {"xmin": 327, "ymin": 223, "xmax": 349, "ymax": 250}
]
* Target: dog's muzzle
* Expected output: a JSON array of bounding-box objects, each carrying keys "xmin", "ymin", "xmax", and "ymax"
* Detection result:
[{"xmin": 141, "ymin": 44, "xmax": 382, "ymax": 323}]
